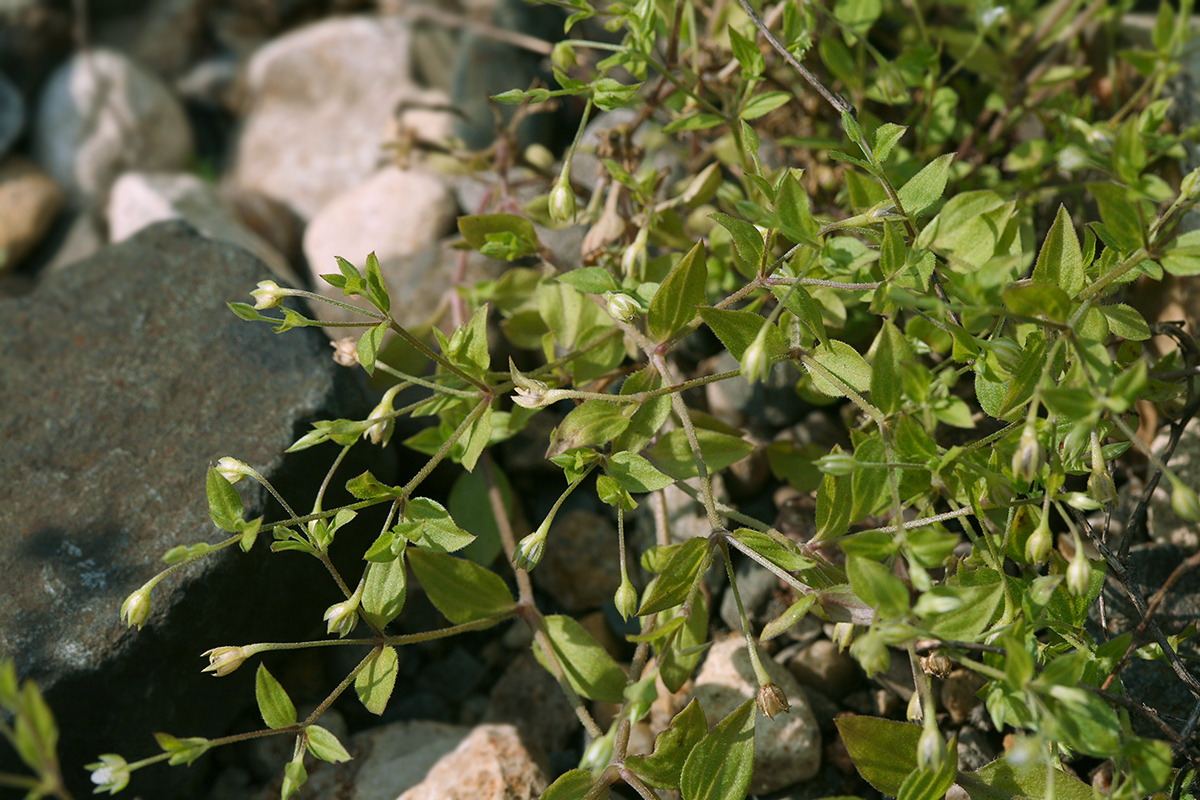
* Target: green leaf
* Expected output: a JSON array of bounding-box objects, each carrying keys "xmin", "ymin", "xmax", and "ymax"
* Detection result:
[
  {"xmin": 456, "ymin": 404, "xmax": 493, "ymax": 472},
  {"xmin": 847, "ymin": 556, "xmax": 909, "ymax": 619},
  {"xmin": 206, "ymin": 466, "xmax": 244, "ymax": 532},
  {"xmin": 1099, "ymin": 303, "xmax": 1150, "ymax": 340},
  {"xmin": 640, "ymin": 537, "xmax": 710, "ymax": 614},
  {"xmin": 679, "ymin": 699, "xmax": 755, "ymax": 800},
  {"xmin": 873, "ymin": 123, "xmax": 907, "ymax": 164},
  {"xmin": 1113, "ymin": 118, "xmax": 1147, "ymax": 185},
  {"xmin": 896, "ymin": 739, "xmax": 958, "ymax": 800},
  {"xmin": 776, "ymin": 172, "xmax": 819, "ymax": 245},
  {"xmin": 659, "ymin": 593, "xmax": 710, "ymax": 692},
  {"xmin": 363, "ymin": 251, "xmax": 390, "ymax": 313},
  {"xmin": 833, "ymin": 0, "xmax": 882, "ymax": 37},
  {"xmin": 407, "ymin": 549, "xmax": 514, "ymax": 623},
  {"xmin": 626, "ymin": 698, "xmax": 708, "ymax": 790},
  {"xmin": 649, "ymin": 242, "xmax": 707, "ymax": 343},
  {"xmin": 814, "ymin": 467, "xmax": 853, "ymax": 541},
  {"xmin": 761, "ymin": 594, "xmax": 817, "ymax": 640},
  {"xmin": 726, "ymin": 528, "xmax": 812, "ymax": 571},
  {"xmin": 728, "ymin": 27, "xmax": 765, "ymax": 78},
  {"xmin": 959, "ymin": 755, "xmax": 1094, "ymax": 800},
  {"xmin": 773, "ymin": 283, "xmax": 828, "ymax": 346},
  {"xmin": 393, "ymin": 497, "xmax": 475, "ymax": 553},
  {"xmin": 871, "ymin": 321, "xmax": 911, "ymax": 416},
  {"xmin": 698, "ymin": 307, "xmax": 788, "ymax": 361},
  {"xmin": 355, "ymin": 646, "xmax": 398, "ymax": 716},
  {"xmin": 1089, "ymin": 182, "xmax": 1144, "ymax": 252},
  {"xmin": 1032, "ymin": 204, "xmax": 1085, "ymax": 295},
  {"xmin": 255, "ymin": 664, "xmax": 296, "ymax": 729},
  {"xmin": 357, "ymin": 321, "xmax": 386, "ymax": 376},
  {"xmin": 663, "ymin": 113, "xmax": 726, "ymax": 133},
  {"xmin": 557, "ymin": 266, "xmax": 620, "ymax": 294},
  {"xmin": 836, "ymin": 716, "xmax": 920, "ymax": 796},
  {"xmin": 1161, "ymin": 229, "xmax": 1200, "ymax": 276},
  {"xmin": 592, "ymin": 77, "xmax": 643, "ymax": 110},
  {"xmin": 445, "ymin": 305, "xmax": 491, "ymax": 380},
  {"xmin": 361, "ymin": 551, "xmax": 407, "ymax": 629},
  {"xmin": 458, "ymin": 214, "xmax": 540, "ymax": 260},
  {"xmin": 613, "ymin": 368, "xmax": 673, "ymax": 453},
  {"xmin": 539, "ymin": 769, "xmax": 597, "ymax": 800},
  {"xmin": 806, "ymin": 340, "xmax": 872, "ymax": 397},
  {"xmin": 306, "ymin": 725, "xmax": 352, "ymax": 763},
  {"xmin": 647, "ymin": 428, "xmax": 755, "ymax": 480},
  {"xmin": 450, "ymin": 466, "xmax": 511, "ymax": 566},
  {"xmin": 996, "ymin": 333, "xmax": 1046, "ymax": 420},
  {"xmin": 897, "ymin": 153, "xmax": 953, "ymax": 216},
  {"xmin": 609, "ymin": 452, "xmax": 675, "ymax": 493},
  {"xmin": 919, "ymin": 581, "xmax": 1005, "ymax": 641},
  {"xmin": 742, "ymin": 90, "xmax": 791, "ymax": 119},
  {"xmin": 1001, "ymin": 282, "xmax": 1071, "ymax": 323},
  {"xmin": 535, "ymin": 615, "xmax": 628, "ymax": 703},
  {"xmin": 710, "ymin": 213, "xmax": 765, "ymax": 278},
  {"xmin": 547, "ymin": 399, "xmax": 633, "ymax": 456}
]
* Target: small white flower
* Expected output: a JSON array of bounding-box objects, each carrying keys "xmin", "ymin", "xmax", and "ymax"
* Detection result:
[
  {"xmin": 324, "ymin": 600, "xmax": 359, "ymax": 637},
  {"xmin": 250, "ymin": 280, "xmax": 288, "ymax": 310},
  {"xmin": 202, "ymin": 646, "xmax": 248, "ymax": 677},
  {"xmin": 88, "ymin": 754, "xmax": 130, "ymax": 795},
  {"xmin": 120, "ymin": 585, "xmax": 152, "ymax": 630},
  {"xmin": 215, "ymin": 457, "xmax": 250, "ymax": 485}
]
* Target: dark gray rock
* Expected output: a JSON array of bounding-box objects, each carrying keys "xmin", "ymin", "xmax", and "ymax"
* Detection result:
[
  {"xmin": 0, "ymin": 70, "xmax": 23, "ymax": 159},
  {"xmin": 0, "ymin": 221, "xmax": 392, "ymax": 798}
]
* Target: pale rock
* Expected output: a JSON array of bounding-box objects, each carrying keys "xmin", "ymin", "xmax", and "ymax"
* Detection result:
[
  {"xmin": 397, "ymin": 724, "xmax": 548, "ymax": 800},
  {"xmin": 0, "ymin": 157, "xmax": 65, "ymax": 272},
  {"xmin": 350, "ymin": 721, "xmax": 473, "ymax": 800},
  {"xmin": 304, "ymin": 168, "xmax": 467, "ymax": 332},
  {"xmin": 108, "ymin": 172, "xmax": 297, "ymax": 283},
  {"xmin": 231, "ymin": 16, "xmax": 415, "ymax": 221},
  {"xmin": 533, "ymin": 509, "xmax": 620, "ymax": 612},
  {"xmin": 690, "ymin": 634, "xmax": 822, "ymax": 793},
  {"xmin": 1149, "ymin": 418, "xmax": 1200, "ymax": 548},
  {"xmin": 941, "ymin": 668, "xmax": 987, "ymax": 725},
  {"xmin": 33, "ymin": 49, "xmax": 193, "ymax": 206},
  {"xmin": 222, "ymin": 187, "xmax": 304, "ymax": 268},
  {"xmin": 784, "ymin": 638, "xmax": 862, "ymax": 700}
]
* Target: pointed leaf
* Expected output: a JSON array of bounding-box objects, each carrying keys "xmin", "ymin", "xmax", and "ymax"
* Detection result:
[
  {"xmin": 679, "ymin": 699, "xmax": 756, "ymax": 800},
  {"xmin": 649, "ymin": 242, "xmax": 708, "ymax": 342},
  {"xmin": 640, "ymin": 537, "xmax": 710, "ymax": 614},
  {"xmin": 361, "ymin": 550, "xmax": 407, "ymax": 628},
  {"xmin": 806, "ymin": 340, "xmax": 872, "ymax": 397},
  {"xmin": 626, "ymin": 698, "xmax": 708, "ymax": 790},
  {"xmin": 871, "ymin": 321, "xmax": 911, "ymax": 416},
  {"xmin": 897, "ymin": 153, "xmax": 953, "ymax": 216},
  {"xmin": 539, "ymin": 769, "xmax": 598, "ymax": 800},
  {"xmin": 407, "ymin": 549, "xmax": 514, "ymax": 623},
  {"xmin": 306, "ymin": 725, "xmax": 353, "ymax": 763},
  {"xmin": 206, "ymin": 466, "xmax": 244, "ymax": 532},
  {"xmin": 1032, "ymin": 204, "xmax": 1085, "ymax": 295},
  {"xmin": 535, "ymin": 615, "xmax": 627, "ymax": 703},
  {"xmin": 710, "ymin": 213, "xmax": 765, "ymax": 278},
  {"xmin": 698, "ymin": 307, "xmax": 788, "ymax": 361},
  {"xmin": 836, "ymin": 716, "xmax": 921, "ymax": 796},
  {"xmin": 547, "ymin": 399, "xmax": 633, "ymax": 456},
  {"xmin": 255, "ymin": 664, "xmax": 297, "ymax": 729},
  {"xmin": 647, "ymin": 428, "xmax": 755, "ymax": 480},
  {"xmin": 609, "ymin": 452, "xmax": 675, "ymax": 493},
  {"xmin": 355, "ymin": 646, "xmax": 398, "ymax": 715}
]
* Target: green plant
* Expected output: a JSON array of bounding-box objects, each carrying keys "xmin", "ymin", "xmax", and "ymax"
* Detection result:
[
  {"xmin": 0, "ymin": 661, "xmax": 72, "ymax": 800},
  {"xmin": 84, "ymin": 0, "xmax": 1200, "ymax": 798}
]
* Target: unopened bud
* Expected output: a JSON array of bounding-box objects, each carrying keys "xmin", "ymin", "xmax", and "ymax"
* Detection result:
[
  {"xmin": 514, "ymin": 528, "xmax": 547, "ymax": 571},
  {"xmin": 120, "ymin": 584, "xmax": 153, "ymax": 630},
  {"xmin": 817, "ymin": 452, "xmax": 858, "ymax": 476},
  {"xmin": 1025, "ymin": 515, "xmax": 1053, "ymax": 565},
  {"xmin": 1088, "ymin": 470, "xmax": 1117, "ymax": 507},
  {"xmin": 741, "ymin": 331, "xmax": 772, "ymax": 385},
  {"xmin": 364, "ymin": 387, "xmax": 400, "ymax": 446},
  {"xmin": 549, "ymin": 173, "xmax": 576, "ymax": 225},
  {"xmin": 202, "ymin": 646, "xmax": 248, "ymax": 677},
  {"xmin": 604, "ymin": 292, "xmax": 642, "ymax": 322},
  {"xmin": 831, "ymin": 622, "xmax": 855, "ymax": 651},
  {"xmin": 614, "ymin": 577, "xmax": 638, "ymax": 621},
  {"xmin": 917, "ymin": 724, "xmax": 945, "ymax": 771},
  {"xmin": 756, "ymin": 682, "xmax": 790, "ymax": 719},
  {"xmin": 250, "ymin": 280, "xmax": 288, "ymax": 309},
  {"xmin": 323, "ymin": 599, "xmax": 359, "ymax": 637},
  {"xmin": 215, "ymin": 457, "xmax": 251, "ymax": 485},
  {"xmin": 621, "ymin": 228, "xmax": 648, "ymax": 277},
  {"xmin": 551, "ymin": 40, "xmax": 577, "ymax": 70},
  {"xmin": 1012, "ymin": 425, "xmax": 1043, "ymax": 483},
  {"xmin": 1181, "ymin": 167, "xmax": 1200, "ymax": 202},
  {"xmin": 330, "ymin": 337, "xmax": 359, "ymax": 367},
  {"xmin": 1067, "ymin": 536, "xmax": 1091, "ymax": 597}
]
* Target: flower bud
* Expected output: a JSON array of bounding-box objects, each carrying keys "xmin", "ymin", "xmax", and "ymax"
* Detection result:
[
  {"xmin": 917, "ymin": 724, "xmax": 945, "ymax": 771},
  {"xmin": 1025, "ymin": 514, "xmax": 1053, "ymax": 565},
  {"xmin": 756, "ymin": 682, "xmax": 791, "ymax": 720},
  {"xmin": 1011, "ymin": 425, "xmax": 1043, "ymax": 483},
  {"xmin": 120, "ymin": 584, "xmax": 152, "ymax": 630},
  {"xmin": 87, "ymin": 754, "xmax": 131, "ymax": 795},
  {"xmin": 919, "ymin": 651, "xmax": 953, "ymax": 678},
  {"xmin": 1171, "ymin": 480, "xmax": 1200, "ymax": 522},
  {"xmin": 1088, "ymin": 469, "xmax": 1117, "ymax": 507},
  {"xmin": 1067, "ymin": 536, "xmax": 1091, "ymax": 597},
  {"xmin": 614, "ymin": 577, "xmax": 638, "ymax": 621},
  {"xmin": 551, "ymin": 40, "xmax": 577, "ymax": 70},
  {"xmin": 215, "ymin": 457, "xmax": 251, "ymax": 485},
  {"xmin": 816, "ymin": 452, "xmax": 858, "ymax": 476},
  {"xmin": 323, "ymin": 599, "xmax": 359, "ymax": 637},
  {"xmin": 741, "ymin": 330, "xmax": 772, "ymax": 385},
  {"xmin": 514, "ymin": 528, "xmax": 547, "ymax": 571},
  {"xmin": 604, "ymin": 292, "xmax": 642, "ymax": 322},
  {"xmin": 202, "ymin": 646, "xmax": 248, "ymax": 677},
  {"xmin": 548, "ymin": 173, "xmax": 576, "ymax": 225},
  {"xmin": 906, "ymin": 691, "xmax": 922, "ymax": 722},
  {"xmin": 831, "ymin": 622, "xmax": 855, "ymax": 651},
  {"xmin": 621, "ymin": 228, "xmax": 648, "ymax": 277},
  {"xmin": 1181, "ymin": 167, "xmax": 1200, "ymax": 202},
  {"xmin": 250, "ymin": 280, "xmax": 288, "ymax": 309},
  {"xmin": 364, "ymin": 388, "xmax": 400, "ymax": 446},
  {"xmin": 330, "ymin": 337, "xmax": 359, "ymax": 367}
]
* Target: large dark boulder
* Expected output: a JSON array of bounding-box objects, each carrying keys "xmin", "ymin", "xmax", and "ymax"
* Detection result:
[{"xmin": 0, "ymin": 221, "xmax": 393, "ymax": 798}]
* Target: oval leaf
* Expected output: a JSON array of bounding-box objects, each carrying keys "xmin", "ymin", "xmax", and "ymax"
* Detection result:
[
  {"xmin": 407, "ymin": 549, "xmax": 515, "ymax": 624},
  {"xmin": 255, "ymin": 664, "xmax": 297, "ymax": 729},
  {"xmin": 649, "ymin": 242, "xmax": 708, "ymax": 343},
  {"xmin": 534, "ymin": 615, "xmax": 628, "ymax": 703},
  {"xmin": 679, "ymin": 699, "xmax": 755, "ymax": 800},
  {"xmin": 354, "ymin": 646, "xmax": 398, "ymax": 716}
]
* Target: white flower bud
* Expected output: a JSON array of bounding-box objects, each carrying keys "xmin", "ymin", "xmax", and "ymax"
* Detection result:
[
  {"xmin": 1171, "ymin": 479, "xmax": 1200, "ymax": 522},
  {"xmin": 917, "ymin": 725, "xmax": 945, "ymax": 771},
  {"xmin": 120, "ymin": 585, "xmax": 153, "ymax": 630},
  {"xmin": 549, "ymin": 173, "xmax": 576, "ymax": 225},
  {"xmin": 614, "ymin": 578, "xmax": 638, "ymax": 621},
  {"xmin": 1088, "ymin": 469, "xmax": 1117, "ymax": 507},
  {"xmin": 513, "ymin": 529, "xmax": 547, "ymax": 571},
  {"xmin": 364, "ymin": 387, "xmax": 401, "ymax": 446},
  {"xmin": 604, "ymin": 292, "xmax": 642, "ymax": 322},
  {"xmin": 202, "ymin": 646, "xmax": 249, "ymax": 677},
  {"xmin": 323, "ymin": 599, "xmax": 359, "ymax": 637},
  {"xmin": 1025, "ymin": 515, "xmax": 1053, "ymax": 565},
  {"xmin": 330, "ymin": 337, "xmax": 359, "ymax": 367},
  {"xmin": 215, "ymin": 457, "xmax": 250, "ymax": 485},
  {"xmin": 250, "ymin": 280, "xmax": 288, "ymax": 309},
  {"xmin": 741, "ymin": 331, "xmax": 772, "ymax": 385},
  {"xmin": 1067, "ymin": 536, "xmax": 1091, "ymax": 597},
  {"xmin": 1012, "ymin": 425, "xmax": 1042, "ymax": 483}
]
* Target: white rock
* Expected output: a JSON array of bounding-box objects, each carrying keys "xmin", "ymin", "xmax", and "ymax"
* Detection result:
[
  {"xmin": 108, "ymin": 172, "xmax": 296, "ymax": 283},
  {"xmin": 690, "ymin": 633, "xmax": 822, "ymax": 794},
  {"xmin": 303, "ymin": 167, "xmax": 466, "ymax": 331},
  {"xmin": 396, "ymin": 724, "xmax": 548, "ymax": 800},
  {"xmin": 33, "ymin": 49, "xmax": 193, "ymax": 206},
  {"xmin": 230, "ymin": 16, "xmax": 415, "ymax": 221},
  {"xmin": 351, "ymin": 721, "xmax": 473, "ymax": 800}
]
